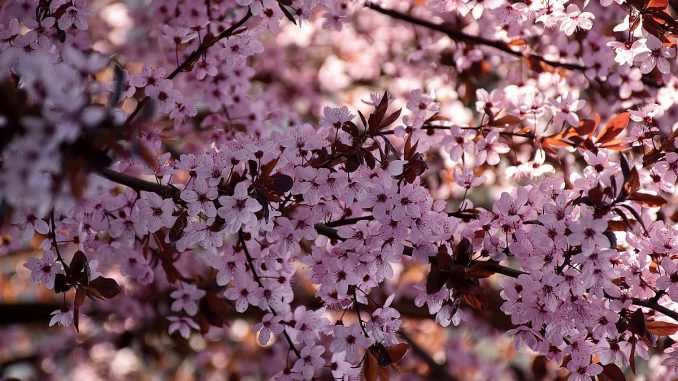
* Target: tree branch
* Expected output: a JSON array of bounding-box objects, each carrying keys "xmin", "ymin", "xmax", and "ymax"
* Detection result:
[
  {"xmin": 123, "ymin": 9, "xmax": 253, "ymax": 129},
  {"xmin": 238, "ymin": 230, "xmax": 303, "ymax": 360},
  {"xmin": 399, "ymin": 329, "xmax": 459, "ymax": 381},
  {"xmin": 91, "ymin": 167, "xmax": 678, "ymax": 323},
  {"xmin": 95, "ymin": 167, "xmax": 181, "ymax": 200},
  {"xmin": 365, "ymin": 2, "xmax": 587, "ymax": 72}
]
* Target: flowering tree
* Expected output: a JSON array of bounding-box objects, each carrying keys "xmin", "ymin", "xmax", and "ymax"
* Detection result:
[{"xmin": 2, "ymin": 0, "xmax": 678, "ymax": 380}]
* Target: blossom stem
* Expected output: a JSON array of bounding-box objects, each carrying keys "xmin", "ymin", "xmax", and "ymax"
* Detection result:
[
  {"xmin": 49, "ymin": 211, "xmax": 68, "ymax": 269},
  {"xmin": 238, "ymin": 230, "xmax": 303, "ymax": 359}
]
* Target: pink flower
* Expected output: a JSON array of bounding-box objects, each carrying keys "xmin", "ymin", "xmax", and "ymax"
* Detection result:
[
  {"xmin": 475, "ymin": 88, "xmax": 504, "ymax": 115},
  {"xmin": 130, "ymin": 65, "xmax": 167, "ymax": 94},
  {"xmin": 23, "ymin": 250, "xmax": 62, "ymax": 289},
  {"xmin": 24, "ymin": 17, "xmax": 55, "ymax": 50},
  {"xmin": 253, "ymin": 313, "xmax": 283, "ymax": 345},
  {"xmin": 11, "ymin": 208, "xmax": 49, "ymax": 240},
  {"xmin": 629, "ymin": 103, "xmax": 662, "ymax": 125},
  {"xmin": 566, "ymin": 361, "xmax": 602, "ymax": 381},
  {"xmin": 567, "ymin": 215, "xmax": 609, "ymax": 255},
  {"xmin": 291, "ymin": 345, "xmax": 325, "ymax": 379},
  {"xmin": 217, "ymin": 182, "xmax": 262, "ymax": 233},
  {"xmin": 329, "ymin": 324, "xmax": 374, "ymax": 363},
  {"xmin": 224, "ymin": 275, "xmax": 259, "ymax": 312},
  {"xmin": 168, "ymin": 316, "xmax": 199, "ymax": 339},
  {"xmin": 592, "ymin": 308, "xmax": 620, "ymax": 340},
  {"xmin": 550, "ymin": 93, "xmax": 584, "ymax": 127},
  {"xmin": 476, "ymin": 130, "xmax": 509, "ymax": 166},
  {"xmin": 57, "ymin": 5, "xmax": 89, "ymax": 31},
  {"xmin": 454, "ymin": 167, "xmax": 485, "ymax": 189},
  {"xmin": 181, "ymin": 176, "xmax": 218, "ymax": 217},
  {"xmin": 367, "ymin": 295, "xmax": 401, "ymax": 343},
  {"xmin": 607, "ymin": 39, "xmax": 650, "ymax": 66},
  {"xmin": 656, "ymin": 259, "xmax": 678, "ymax": 302},
  {"xmin": 170, "ymin": 284, "xmax": 206, "ymax": 316},
  {"xmin": 655, "ymin": 152, "xmax": 678, "ymax": 184},
  {"xmin": 443, "ymin": 126, "xmax": 476, "ymax": 162},
  {"xmin": 559, "ymin": 5, "xmax": 594, "ymax": 36},
  {"xmin": 137, "ymin": 193, "xmax": 176, "ymax": 233},
  {"xmin": 635, "ymin": 35, "xmax": 673, "ymax": 74},
  {"xmin": 49, "ymin": 308, "xmax": 74, "ymax": 328}
]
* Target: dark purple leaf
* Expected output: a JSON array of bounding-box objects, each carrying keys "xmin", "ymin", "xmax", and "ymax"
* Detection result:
[{"xmin": 88, "ymin": 276, "xmax": 121, "ymax": 299}]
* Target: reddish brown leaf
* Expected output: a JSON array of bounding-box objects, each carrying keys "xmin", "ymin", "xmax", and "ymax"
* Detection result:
[
  {"xmin": 645, "ymin": 320, "xmax": 678, "ymax": 336},
  {"xmin": 576, "ymin": 119, "xmax": 597, "ymax": 137},
  {"xmin": 601, "ymin": 363, "xmax": 626, "ymax": 381},
  {"xmin": 259, "ymin": 158, "xmax": 279, "ymax": 179},
  {"xmin": 379, "ymin": 109, "xmax": 402, "ymax": 130},
  {"xmin": 628, "ymin": 192, "xmax": 667, "ymax": 207},
  {"xmin": 363, "ymin": 350, "xmax": 380, "ymax": 381},
  {"xmin": 69, "ymin": 250, "xmax": 88, "ymax": 281},
  {"xmin": 466, "ymin": 261, "xmax": 498, "ymax": 278},
  {"xmin": 508, "ymin": 38, "xmax": 527, "ymax": 46},
  {"xmin": 426, "ymin": 267, "xmax": 449, "ymax": 294},
  {"xmin": 597, "ymin": 112, "xmax": 630, "ymax": 144},
  {"xmin": 454, "ymin": 238, "xmax": 473, "ymax": 266},
  {"xmin": 626, "ymin": 167, "xmax": 641, "ymax": 194},
  {"xmin": 629, "ymin": 339, "xmax": 636, "ymax": 374},
  {"xmin": 378, "ymin": 366, "xmax": 390, "ymax": 381},
  {"xmin": 646, "ymin": 0, "xmax": 667, "ymax": 9},
  {"xmin": 599, "ymin": 139, "xmax": 628, "ymax": 151},
  {"xmin": 368, "ymin": 92, "xmax": 389, "ymax": 132},
  {"xmin": 88, "ymin": 276, "xmax": 121, "ymax": 299},
  {"xmin": 628, "ymin": 309, "xmax": 646, "ymax": 335},
  {"xmin": 462, "ymin": 294, "xmax": 484, "ymax": 310},
  {"xmin": 202, "ymin": 292, "xmax": 232, "ymax": 327},
  {"xmin": 168, "ymin": 211, "xmax": 187, "ymax": 242},
  {"xmin": 531, "ymin": 356, "xmax": 549, "ymax": 379},
  {"xmin": 73, "ymin": 287, "xmax": 86, "ymax": 332},
  {"xmin": 385, "ymin": 343, "xmax": 409, "ymax": 364}
]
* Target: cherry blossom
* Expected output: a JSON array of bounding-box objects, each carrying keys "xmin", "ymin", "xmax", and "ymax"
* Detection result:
[
  {"xmin": 167, "ymin": 316, "xmax": 200, "ymax": 339},
  {"xmin": 657, "ymin": 260, "xmax": 678, "ymax": 302},
  {"xmin": 217, "ymin": 182, "xmax": 262, "ymax": 233},
  {"xmin": 23, "ymin": 250, "xmax": 62, "ymax": 288},
  {"xmin": 49, "ymin": 308, "xmax": 74, "ymax": 328},
  {"xmin": 329, "ymin": 324, "xmax": 374, "ymax": 364},
  {"xmin": 475, "ymin": 130, "xmax": 509, "ymax": 166},
  {"xmin": 2, "ymin": 1, "xmax": 678, "ymax": 380},
  {"xmin": 559, "ymin": 5, "xmax": 594, "ymax": 36},
  {"xmin": 170, "ymin": 283, "xmax": 206, "ymax": 316}
]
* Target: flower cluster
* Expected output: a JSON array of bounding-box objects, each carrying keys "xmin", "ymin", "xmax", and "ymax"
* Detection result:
[{"xmin": 1, "ymin": 0, "xmax": 678, "ymax": 380}]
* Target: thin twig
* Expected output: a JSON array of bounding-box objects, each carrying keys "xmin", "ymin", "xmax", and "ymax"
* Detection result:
[
  {"xmin": 123, "ymin": 9, "xmax": 253, "ymax": 129},
  {"xmin": 239, "ymin": 230, "xmax": 303, "ymax": 359},
  {"xmin": 49, "ymin": 211, "xmax": 68, "ymax": 269},
  {"xmin": 365, "ymin": 2, "xmax": 587, "ymax": 72}
]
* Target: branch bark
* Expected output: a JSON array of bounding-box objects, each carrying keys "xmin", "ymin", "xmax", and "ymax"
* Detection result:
[
  {"xmin": 122, "ymin": 9, "xmax": 253, "ymax": 129},
  {"xmin": 399, "ymin": 329, "xmax": 459, "ymax": 381},
  {"xmin": 365, "ymin": 2, "xmax": 588, "ymax": 72}
]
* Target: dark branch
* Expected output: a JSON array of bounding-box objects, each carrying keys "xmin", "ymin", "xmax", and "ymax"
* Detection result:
[
  {"xmin": 399, "ymin": 329, "xmax": 459, "ymax": 380},
  {"xmin": 365, "ymin": 2, "xmax": 587, "ymax": 72},
  {"xmin": 95, "ymin": 167, "xmax": 180, "ymax": 200},
  {"xmin": 123, "ymin": 9, "xmax": 253, "ymax": 129},
  {"xmin": 238, "ymin": 230, "xmax": 303, "ymax": 359}
]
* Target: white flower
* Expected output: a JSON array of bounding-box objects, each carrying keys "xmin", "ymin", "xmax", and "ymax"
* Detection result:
[{"xmin": 49, "ymin": 308, "xmax": 74, "ymax": 327}]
